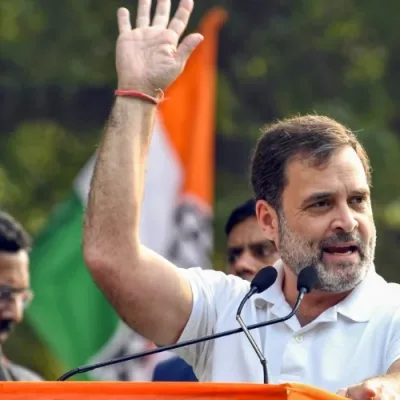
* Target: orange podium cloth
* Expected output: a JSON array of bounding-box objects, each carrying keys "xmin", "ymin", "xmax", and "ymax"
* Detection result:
[{"xmin": 0, "ymin": 382, "xmax": 346, "ymax": 400}]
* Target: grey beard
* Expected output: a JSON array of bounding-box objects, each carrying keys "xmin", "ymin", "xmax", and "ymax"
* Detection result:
[{"xmin": 276, "ymin": 210, "xmax": 375, "ymax": 293}]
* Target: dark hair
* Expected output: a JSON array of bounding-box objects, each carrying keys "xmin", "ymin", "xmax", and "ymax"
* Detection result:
[
  {"xmin": 225, "ymin": 199, "xmax": 256, "ymax": 236},
  {"xmin": 250, "ymin": 115, "xmax": 371, "ymax": 209},
  {"xmin": 0, "ymin": 212, "xmax": 31, "ymax": 253}
]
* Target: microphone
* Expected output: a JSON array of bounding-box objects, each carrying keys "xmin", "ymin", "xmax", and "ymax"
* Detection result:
[
  {"xmin": 236, "ymin": 267, "xmax": 278, "ymax": 384},
  {"xmin": 57, "ymin": 265, "xmax": 318, "ymax": 381},
  {"xmin": 236, "ymin": 266, "xmax": 278, "ymax": 316},
  {"xmin": 257, "ymin": 265, "xmax": 318, "ymax": 329},
  {"xmin": 297, "ymin": 264, "xmax": 318, "ymax": 295},
  {"xmin": 235, "ymin": 265, "xmax": 317, "ymax": 384}
]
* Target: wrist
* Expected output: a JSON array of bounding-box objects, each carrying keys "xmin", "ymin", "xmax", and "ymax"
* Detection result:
[
  {"xmin": 117, "ymin": 80, "xmax": 160, "ymax": 96},
  {"xmin": 115, "ymin": 88, "xmax": 164, "ymax": 105},
  {"xmin": 114, "ymin": 96, "xmax": 157, "ymax": 110}
]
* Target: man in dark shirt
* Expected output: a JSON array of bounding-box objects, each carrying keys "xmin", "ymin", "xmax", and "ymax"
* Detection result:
[{"xmin": 0, "ymin": 211, "xmax": 42, "ymax": 381}]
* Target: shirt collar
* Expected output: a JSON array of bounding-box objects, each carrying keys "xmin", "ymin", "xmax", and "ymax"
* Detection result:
[
  {"xmin": 252, "ymin": 259, "xmax": 383, "ymax": 322},
  {"xmin": 253, "ymin": 259, "xmax": 286, "ymax": 306}
]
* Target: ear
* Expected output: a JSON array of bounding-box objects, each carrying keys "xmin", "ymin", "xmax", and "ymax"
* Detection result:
[{"xmin": 255, "ymin": 200, "xmax": 279, "ymax": 242}]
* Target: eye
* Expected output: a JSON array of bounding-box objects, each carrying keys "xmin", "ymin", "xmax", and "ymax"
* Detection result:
[
  {"xmin": 311, "ymin": 200, "xmax": 330, "ymax": 208},
  {"xmin": 350, "ymin": 196, "xmax": 367, "ymax": 206},
  {"xmin": 227, "ymin": 248, "xmax": 243, "ymax": 264},
  {"xmin": 253, "ymin": 245, "xmax": 268, "ymax": 257}
]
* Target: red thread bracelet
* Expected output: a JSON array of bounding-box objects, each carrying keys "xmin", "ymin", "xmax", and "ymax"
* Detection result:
[{"xmin": 114, "ymin": 89, "xmax": 164, "ymax": 105}]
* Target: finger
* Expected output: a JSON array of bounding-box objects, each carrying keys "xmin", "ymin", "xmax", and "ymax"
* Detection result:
[
  {"xmin": 152, "ymin": 0, "xmax": 171, "ymax": 28},
  {"xmin": 345, "ymin": 386, "xmax": 377, "ymax": 400},
  {"xmin": 363, "ymin": 382, "xmax": 379, "ymax": 397},
  {"xmin": 117, "ymin": 8, "xmax": 132, "ymax": 34},
  {"xmin": 136, "ymin": 0, "xmax": 152, "ymax": 28},
  {"xmin": 168, "ymin": 0, "xmax": 194, "ymax": 37},
  {"xmin": 364, "ymin": 387, "xmax": 378, "ymax": 398},
  {"xmin": 176, "ymin": 33, "xmax": 203, "ymax": 65}
]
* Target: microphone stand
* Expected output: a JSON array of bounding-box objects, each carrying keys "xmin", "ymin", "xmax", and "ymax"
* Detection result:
[
  {"xmin": 236, "ymin": 296, "xmax": 268, "ymax": 384},
  {"xmin": 57, "ymin": 290, "xmax": 305, "ymax": 381}
]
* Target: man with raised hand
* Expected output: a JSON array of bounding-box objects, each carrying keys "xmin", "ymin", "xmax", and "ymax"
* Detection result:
[{"xmin": 83, "ymin": 1, "xmax": 400, "ymax": 398}]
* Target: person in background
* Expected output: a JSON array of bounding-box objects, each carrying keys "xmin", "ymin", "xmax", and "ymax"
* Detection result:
[
  {"xmin": 152, "ymin": 199, "xmax": 279, "ymax": 381},
  {"xmin": 225, "ymin": 198, "xmax": 279, "ymax": 280},
  {"xmin": 0, "ymin": 212, "xmax": 42, "ymax": 381}
]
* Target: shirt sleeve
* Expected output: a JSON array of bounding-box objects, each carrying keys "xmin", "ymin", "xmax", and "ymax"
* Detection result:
[{"xmin": 173, "ymin": 267, "xmax": 247, "ymax": 379}]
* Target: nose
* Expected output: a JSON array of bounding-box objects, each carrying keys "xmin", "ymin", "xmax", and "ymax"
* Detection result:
[
  {"xmin": 331, "ymin": 204, "xmax": 359, "ymax": 233},
  {"xmin": 231, "ymin": 251, "xmax": 257, "ymax": 279},
  {"xmin": 0, "ymin": 299, "xmax": 20, "ymax": 321}
]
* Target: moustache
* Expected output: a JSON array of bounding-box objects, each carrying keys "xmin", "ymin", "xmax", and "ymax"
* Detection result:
[
  {"xmin": 0, "ymin": 320, "xmax": 14, "ymax": 334},
  {"xmin": 318, "ymin": 232, "xmax": 366, "ymax": 257}
]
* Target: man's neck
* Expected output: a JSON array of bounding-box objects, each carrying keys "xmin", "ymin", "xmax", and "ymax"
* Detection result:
[{"xmin": 282, "ymin": 265, "xmax": 351, "ymax": 326}]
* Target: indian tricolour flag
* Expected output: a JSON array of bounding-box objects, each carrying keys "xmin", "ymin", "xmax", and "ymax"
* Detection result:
[{"xmin": 25, "ymin": 8, "xmax": 226, "ymax": 381}]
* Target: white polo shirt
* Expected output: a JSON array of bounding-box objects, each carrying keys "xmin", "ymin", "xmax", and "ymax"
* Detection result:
[{"xmin": 174, "ymin": 261, "xmax": 400, "ymax": 393}]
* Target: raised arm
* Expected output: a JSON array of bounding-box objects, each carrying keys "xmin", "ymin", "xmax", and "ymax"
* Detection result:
[{"xmin": 83, "ymin": 0, "xmax": 203, "ymax": 346}]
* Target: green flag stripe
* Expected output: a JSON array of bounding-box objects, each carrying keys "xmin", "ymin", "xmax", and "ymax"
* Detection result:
[{"xmin": 26, "ymin": 191, "xmax": 119, "ymax": 369}]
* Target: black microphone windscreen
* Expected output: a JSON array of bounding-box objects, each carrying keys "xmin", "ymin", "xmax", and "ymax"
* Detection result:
[
  {"xmin": 297, "ymin": 265, "xmax": 318, "ymax": 293},
  {"xmin": 250, "ymin": 266, "xmax": 278, "ymax": 293}
]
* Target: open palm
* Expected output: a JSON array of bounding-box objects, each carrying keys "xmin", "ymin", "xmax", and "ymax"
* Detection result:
[{"xmin": 116, "ymin": 0, "xmax": 203, "ymax": 93}]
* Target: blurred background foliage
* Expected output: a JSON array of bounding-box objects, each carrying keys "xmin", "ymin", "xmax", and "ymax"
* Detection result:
[{"xmin": 2, "ymin": 0, "xmax": 400, "ymax": 379}]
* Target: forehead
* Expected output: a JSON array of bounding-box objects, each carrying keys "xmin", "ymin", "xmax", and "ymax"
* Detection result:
[
  {"xmin": 0, "ymin": 250, "xmax": 29, "ymax": 286},
  {"xmin": 227, "ymin": 217, "xmax": 265, "ymax": 246},
  {"xmin": 283, "ymin": 146, "xmax": 369, "ymax": 203}
]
